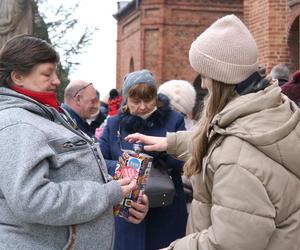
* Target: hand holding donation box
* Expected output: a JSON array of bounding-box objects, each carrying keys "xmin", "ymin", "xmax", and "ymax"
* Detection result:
[{"xmin": 113, "ymin": 145, "xmax": 153, "ymax": 219}]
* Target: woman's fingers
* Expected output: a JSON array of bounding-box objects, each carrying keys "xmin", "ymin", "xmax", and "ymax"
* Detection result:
[
  {"xmin": 125, "ymin": 133, "xmax": 147, "ymax": 143},
  {"xmin": 117, "ymin": 178, "xmax": 137, "ymax": 198},
  {"xmin": 125, "ymin": 133, "xmax": 168, "ymax": 152},
  {"xmin": 127, "ymin": 194, "xmax": 149, "ymax": 224}
]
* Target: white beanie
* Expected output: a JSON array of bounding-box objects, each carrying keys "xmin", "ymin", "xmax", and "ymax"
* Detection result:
[
  {"xmin": 189, "ymin": 14, "xmax": 259, "ymax": 84},
  {"xmin": 158, "ymin": 80, "xmax": 196, "ymax": 114}
]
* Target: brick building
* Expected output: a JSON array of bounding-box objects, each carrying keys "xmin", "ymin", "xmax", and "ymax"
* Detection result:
[{"xmin": 114, "ymin": 0, "xmax": 300, "ymax": 96}]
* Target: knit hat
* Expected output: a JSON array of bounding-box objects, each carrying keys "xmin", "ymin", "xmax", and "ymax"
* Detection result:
[
  {"xmin": 158, "ymin": 80, "xmax": 196, "ymax": 114},
  {"xmin": 123, "ymin": 69, "xmax": 156, "ymax": 97},
  {"xmin": 189, "ymin": 14, "xmax": 259, "ymax": 84}
]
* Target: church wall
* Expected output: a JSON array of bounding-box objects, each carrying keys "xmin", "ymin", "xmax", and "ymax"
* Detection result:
[
  {"xmin": 116, "ymin": 0, "xmax": 243, "ymax": 88},
  {"xmin": 116, "ymin": 0, "xmax": 300, "ymax": 88}
]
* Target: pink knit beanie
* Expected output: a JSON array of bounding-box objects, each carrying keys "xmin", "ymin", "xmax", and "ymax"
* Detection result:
[{"xmin": 189, "ymin": 15, "xmax": 259, "ymax": 84}]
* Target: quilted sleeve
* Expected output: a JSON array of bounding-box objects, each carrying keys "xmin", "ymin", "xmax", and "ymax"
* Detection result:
[{"xmin": 169, "ymin": 164, "xmax": 276, "ymax": 250}]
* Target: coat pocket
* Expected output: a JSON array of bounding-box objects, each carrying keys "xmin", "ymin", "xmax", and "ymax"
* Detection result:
[{"xmin": 48, "ymin": 136, "xmax": 88, "ymax": 154}]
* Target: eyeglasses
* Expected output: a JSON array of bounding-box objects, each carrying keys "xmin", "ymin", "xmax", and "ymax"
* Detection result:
[{"xmin": 73, "ymin": 82, "xmax": 93, "ymax": 97}]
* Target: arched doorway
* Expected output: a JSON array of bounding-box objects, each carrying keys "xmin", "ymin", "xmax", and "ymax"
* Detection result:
[{"xmin": 288, "ymin": 16, "xmax": 299, "ymax": 73}]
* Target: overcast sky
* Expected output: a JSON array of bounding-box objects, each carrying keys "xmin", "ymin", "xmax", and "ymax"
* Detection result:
[{"xmin": 39, "ymin": 0, "xmax": 122, "ymax": 99}]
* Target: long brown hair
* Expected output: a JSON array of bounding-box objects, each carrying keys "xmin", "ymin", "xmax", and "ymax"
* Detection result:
[{"xmin": 184, "ymin": 80, "xmax": 236, "ymax": 177}]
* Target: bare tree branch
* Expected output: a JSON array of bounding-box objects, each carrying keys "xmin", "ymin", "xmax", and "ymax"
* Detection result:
[{"xmin": 33, "ymin": 0, "xmax": 97, "ymax": 73}]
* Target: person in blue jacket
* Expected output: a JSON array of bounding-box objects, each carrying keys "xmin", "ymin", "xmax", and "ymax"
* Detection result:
[{"xmin": 99, "ymin": 69, "xmax": 188, "ymax": 250}]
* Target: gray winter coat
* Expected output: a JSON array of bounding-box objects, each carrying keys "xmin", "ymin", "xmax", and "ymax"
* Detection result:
[{"xmin": 0, "ymin": 87, "xmax": 122, "ymax": 250}]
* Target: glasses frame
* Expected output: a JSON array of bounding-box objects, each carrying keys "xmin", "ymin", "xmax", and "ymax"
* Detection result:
[{"xmin": 73, "ymin": 82, "xmax": 93, "ymax": 98}]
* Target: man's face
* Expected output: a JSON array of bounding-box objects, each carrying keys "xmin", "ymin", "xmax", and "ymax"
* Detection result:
[{"xmin": 76, "ymin": 85, "xmax": 99, "ymax": 119}]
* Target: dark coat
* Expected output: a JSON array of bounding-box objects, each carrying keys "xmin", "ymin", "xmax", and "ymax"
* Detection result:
[
  {"xmin": 89, "ymin": 111, "xmax": 106, "ymax": 133},
  {"xmin": 281, "ymin": 81, "xmax": 300, "ymax": 105},
  {"xmin": 61, "ymin": 103, "xmax": 105, "ymax": 138},
  {"xmin": 281, "ymin": 70, "xmax": 300, "ymax": 106},
  {"xmin": 99, "ymin": 97, "xmax": 188, "ymax": 250}
]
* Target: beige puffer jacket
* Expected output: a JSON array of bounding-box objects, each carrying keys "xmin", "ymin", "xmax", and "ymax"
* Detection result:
[{"xmin": 166, "ymin": 84, "xmax": 300, "ymax": 250}]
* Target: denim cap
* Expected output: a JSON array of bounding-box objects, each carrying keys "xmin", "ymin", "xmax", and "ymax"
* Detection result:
[{"xmin": 122, "ymin": 69, "xmax": 156, "ymax": 97}]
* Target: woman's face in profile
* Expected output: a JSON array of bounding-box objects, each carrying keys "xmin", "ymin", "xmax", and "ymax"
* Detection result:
[
  {"xmin": 13, "ymin": 62, "xmax": 60, "ymax": 93},
  {"xmin": 127, "ymin": 97, "xmax": 157, "ymax": 116}
]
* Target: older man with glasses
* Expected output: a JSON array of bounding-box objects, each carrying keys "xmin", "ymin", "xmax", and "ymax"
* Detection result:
[{"xmin": 62, "ymin": 80, "xmax": 102, "ymax": 138}]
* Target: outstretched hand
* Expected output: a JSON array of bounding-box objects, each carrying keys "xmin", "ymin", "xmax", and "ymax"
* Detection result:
[{"xmin": 125, "ymin": 133, "xmax": 168, "ymax": 152}]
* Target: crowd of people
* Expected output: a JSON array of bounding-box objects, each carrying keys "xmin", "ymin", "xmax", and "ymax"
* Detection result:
[{"xmin": 0, "ymin": 13, "xmax": 300, "ymax": 250}]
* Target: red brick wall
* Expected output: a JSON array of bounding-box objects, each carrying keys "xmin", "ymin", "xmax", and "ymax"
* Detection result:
[
  {"xmin": 116, "ymin": 12, "xmax": 142, "ymax": 90},
  {"xmin": 116, "ymin": 0, "xmax": 243, "ymax": 89},
  {"xmin": 244, "ymin": 0, "xmax": 300, "ymax": 74},
  {"xmin": 116, "ymin": 0, "xmax": 300, "ymax": 88},
  {"xmin": 141, "ymin": 3, "xmax": 164, "ymax": 84},
  {"xmin": 244, "ymin": 0, "xmax": 269, "ymax": 70},
  {"xmin": 244, "ymin": 0, "xmax": 290, "ymax": 72},
  {"xmin": 161, "ymin": 0, "xmax": 243, "ymax": 86}
]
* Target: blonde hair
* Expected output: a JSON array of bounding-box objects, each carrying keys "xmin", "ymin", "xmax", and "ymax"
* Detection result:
[{"xmin": 184, "ymin": 80, "xmax": 236, "ymax": 177}]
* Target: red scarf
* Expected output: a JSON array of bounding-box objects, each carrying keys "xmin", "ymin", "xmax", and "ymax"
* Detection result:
[{"xmin": 10, "ymin": 85, "xmax": 61, "ymax": 111}]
